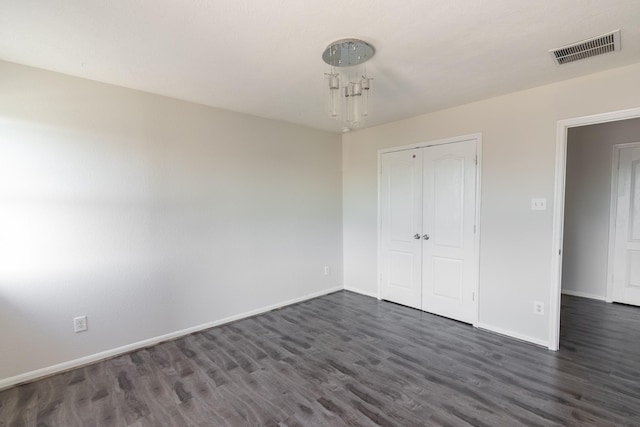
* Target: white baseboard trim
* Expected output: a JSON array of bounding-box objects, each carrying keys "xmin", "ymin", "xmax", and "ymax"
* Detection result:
[
  {"xmin": 343, "ymin": 286, "xmax": 379, "ymax": 299},
  {"xmin": 561, "ymin": 289, "xmax": 605, "ymax": 301},
  {"xmin": 0, "ymin": 286, "xmax": 343, "ymax": 391},
  {"xmin": 477, "ymin": 322, "xmax": 549, "ymax": 349}
]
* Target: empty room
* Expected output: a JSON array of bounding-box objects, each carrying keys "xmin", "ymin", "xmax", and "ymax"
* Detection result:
[{"xmin": 1, "ymin": 1, "xmax": 640, "ymax": 425}]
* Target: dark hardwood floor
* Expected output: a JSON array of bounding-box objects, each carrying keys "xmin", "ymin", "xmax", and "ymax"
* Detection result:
[{"xmin": 1, "ymin": 291, "xmax": 639, "ymax": 426}]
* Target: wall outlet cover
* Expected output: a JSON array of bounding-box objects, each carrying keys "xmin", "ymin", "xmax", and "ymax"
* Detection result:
[
  {"xmin": 74, "ymin": 315, "xmax": 88, "ymax": 333},
  {"xmin": 533, "ymin": 301, "xmax": 544, "ymax": 315}
]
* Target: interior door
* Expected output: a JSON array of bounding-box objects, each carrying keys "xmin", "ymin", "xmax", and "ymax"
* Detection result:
[
  {"xmin": 421, "ymin": 140, "xmax": 477, "ymax": 323},
  {"xmin": 380, "ymin": 149, "xmax": 423, "ymax": 309},
  {"xmin": 612, "ymin": 144, "xmax": 640, "ymax": 305}
]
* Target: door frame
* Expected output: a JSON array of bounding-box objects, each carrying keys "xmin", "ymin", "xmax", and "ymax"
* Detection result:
[
  {"xmin": 550, "ymin": 107, "xmax": 640, "ymax": 351},
  {"xmin": 377, "ymin": 133, "xmax": 482, "ymax": 327},
  {"xmin": 607, "ymin": 141, "xmax": 640, "ymax": 303}
]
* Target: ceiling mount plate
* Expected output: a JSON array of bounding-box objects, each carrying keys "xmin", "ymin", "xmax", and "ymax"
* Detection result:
[{"xmin": 322, "ymin": 39, "xmax": 375, "ymax": 67}]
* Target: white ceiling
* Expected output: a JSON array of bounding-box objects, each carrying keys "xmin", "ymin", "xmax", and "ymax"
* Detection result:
[{"xmin": 1, "ymin": 0, "xmax": 639, "ymax": 133}]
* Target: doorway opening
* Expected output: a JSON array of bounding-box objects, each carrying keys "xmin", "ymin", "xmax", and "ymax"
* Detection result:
[{"xmin": 550, "ymin": 107, "xmax": 640, "ymax": 351}]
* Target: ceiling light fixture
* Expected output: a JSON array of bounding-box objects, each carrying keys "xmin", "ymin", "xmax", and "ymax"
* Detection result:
[{"xmin": 323, "ymin": 38, "xmax": 374, "ymax": 131}]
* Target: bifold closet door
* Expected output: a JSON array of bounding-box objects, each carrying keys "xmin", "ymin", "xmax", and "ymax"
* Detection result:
[
  {"xmin": 380, "ymin": 149, "xmax": 423, "ymax": 309},
  {"xmin": 380, "ymin": 140, "xmax": 477, "ymax": 324}
]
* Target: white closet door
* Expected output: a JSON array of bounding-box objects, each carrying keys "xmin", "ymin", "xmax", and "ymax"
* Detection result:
[
  {"xmin": 612, "ymin": 145, "xmax": 640, "ymax": 305},
  {"xmin": 421, "ymin": 140, "xmax": 477, "ymax": 323},
  {"xmin": 380, "ymin": 149, "xmax": 423, "ymax": 309}
]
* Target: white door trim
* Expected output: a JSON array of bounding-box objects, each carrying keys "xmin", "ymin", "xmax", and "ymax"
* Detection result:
[
  {"xmin": 377, "ymin": 133, "xmax": 482, "ymax": 327},
  {"xmin": 550, "ymin": 107, "xmax": 640, "ymax": 351},
  {"xmin": 606, "ymin": 142, "xmax": 640, "ymax": 303},
  {"xmin": 378, "ymin": 133, "xmax": 482, "ymax": 154}
]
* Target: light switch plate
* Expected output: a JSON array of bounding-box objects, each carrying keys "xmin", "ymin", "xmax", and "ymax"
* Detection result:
[{"xmin": 531, "ymin": 198, "xmax": 546, "ymax": 210}]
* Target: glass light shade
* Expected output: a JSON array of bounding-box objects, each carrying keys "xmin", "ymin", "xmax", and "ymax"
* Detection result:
[
  {"xmin": 362, "ymin": 89, "xmax": 369, "ymax": 118},
  {"xmin": 361, "ymin": 76, "xmax": 371, "ymax": 117},
  {"xmin": 325, "ymin": 73, "xmax": 341, "ymax": 117}
]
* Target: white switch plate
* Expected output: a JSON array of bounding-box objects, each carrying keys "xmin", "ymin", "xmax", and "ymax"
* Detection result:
[{"xmin": 531, "ymin": 198, "xmax": 547, "ymax": 210}]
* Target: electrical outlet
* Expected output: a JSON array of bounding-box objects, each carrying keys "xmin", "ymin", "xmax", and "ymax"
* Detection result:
[
  {"xmin": 74, "ymin": 315, "xmax": 88, "ymax": 333},
  {"xmin": 533, "ymin": 301, "xmax": 544, "ymax": 315},
  {"xmin": 324, "ymin": 266, "xmax": 330, "ymax": 276}
]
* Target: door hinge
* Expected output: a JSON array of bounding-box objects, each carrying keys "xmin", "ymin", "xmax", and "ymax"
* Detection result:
[
  {"xmin": 472, "ymin": 291, "xmax": 475, "ymax": 302},
  {"xmin": 559, "ymin": 249, "xmax": 562, "ymax": 255},
  {"xmin": 474, "ymin": 224, "xmax": 476, "ymax": 234},
  {"xmin": 475, "ymin": 156, "xmax": 478, "ymax": 165}
]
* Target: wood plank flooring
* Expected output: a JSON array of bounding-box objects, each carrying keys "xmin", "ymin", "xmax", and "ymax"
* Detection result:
[{"xmin": 1, "ymin": 291, "xmax": 639, "ymax": 426}]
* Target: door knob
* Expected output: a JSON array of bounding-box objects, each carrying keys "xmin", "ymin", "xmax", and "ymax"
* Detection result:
[
  {"xmin": 423, "ymin": 234, "xmax": 430, "ymax": 240},
  {"xmin": 413, "ymin": 234, "xmax": 421, "ymax": 239}
]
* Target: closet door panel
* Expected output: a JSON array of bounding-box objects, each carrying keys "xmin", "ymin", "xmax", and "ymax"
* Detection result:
[
  {"xmin": 380, "ymin": 150, "xmax": 423, "ymax": 309},
  {"xmin": 422, "ymin": 140, "xmax": 477, "ymax": 323}
]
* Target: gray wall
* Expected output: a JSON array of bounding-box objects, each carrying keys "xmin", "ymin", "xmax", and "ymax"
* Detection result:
[
  {"xmin": 342, "ymin": 62, "xmax": 640, "ymax": 346},
  {"xmin": 0, "ymin": 60, "xmax": 343, "ymax": 385},
  {"xmin": 562, "ymin": 118, "xmax": 640, "ymax": 299}
]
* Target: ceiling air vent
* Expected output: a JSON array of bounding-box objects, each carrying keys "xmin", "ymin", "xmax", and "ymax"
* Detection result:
[{"xmin": 550, "ymin": 30, "xmax": 620, "ymax": 65}]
